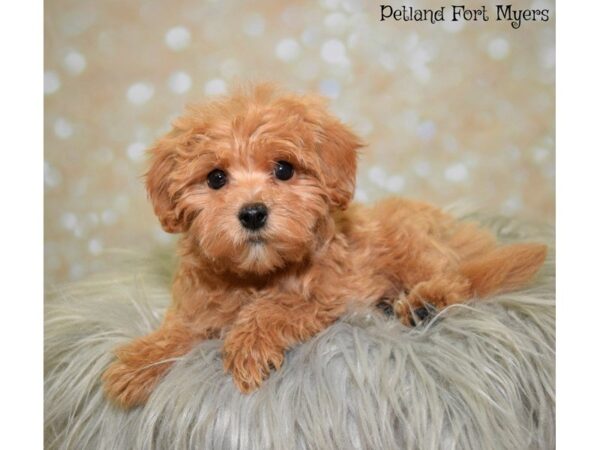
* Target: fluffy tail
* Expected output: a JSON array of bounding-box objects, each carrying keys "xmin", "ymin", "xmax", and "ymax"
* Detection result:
[{"xmin": 459, "ymin": 243, "xmax": 547, "ymax": 298}]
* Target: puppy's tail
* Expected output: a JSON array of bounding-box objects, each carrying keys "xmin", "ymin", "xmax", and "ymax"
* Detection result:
[{"xmin": 459, "ymin": 243, "xmax": 547, "ymax": 298}]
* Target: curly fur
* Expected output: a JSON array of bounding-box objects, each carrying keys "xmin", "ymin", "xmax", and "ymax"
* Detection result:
[
  {"xmin": 44, "ymin": 214, "xmax": 554, "ymax": 450},
  {"xmin": 100, "ymin": 85, "xmax": 547, "ymax": 406}
]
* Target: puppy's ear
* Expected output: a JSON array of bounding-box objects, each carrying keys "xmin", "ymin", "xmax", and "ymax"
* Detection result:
[
  {"xmin": 145, "ymin": 131, "xmax": 186, "ymax": 233},
  {"xmin": 305, "ymin": 97, "xmax": 363, "ymax": 210}
]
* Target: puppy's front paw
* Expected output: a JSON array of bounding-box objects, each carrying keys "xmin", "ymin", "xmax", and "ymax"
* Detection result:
[
  {"xmin": 222, "ymin": 328, "xmax": 284, "ymax": 394},
  {"xmin": 102, "ymin": 359, "xmax": 165, "ymax": 408}
]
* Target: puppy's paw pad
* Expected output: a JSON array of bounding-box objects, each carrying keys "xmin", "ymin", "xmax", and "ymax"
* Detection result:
[
  {"xmin": 375, "ymin": 300, "xmax": 395, "ymax": 317},
  {"xmin": 394, "ymin": 300, "xmax": 438, "ymax": 327},
  {"xmin": 407, "ymin": 304, "xmax": 437, "ymax": 326}
]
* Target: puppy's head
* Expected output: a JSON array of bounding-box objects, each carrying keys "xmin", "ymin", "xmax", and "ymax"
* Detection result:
[{"xmin": 146, "ymin": 84, "xmax": 362, "ymax": 275}]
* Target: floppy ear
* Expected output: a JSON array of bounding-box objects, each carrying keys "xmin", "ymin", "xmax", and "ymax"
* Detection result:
[
  {"xmin": 145, "ymin": 131, "xmax": 186, "ymax": 233},
  {"xmin": 304, "ymin": 97, "xmax": 363, "ymax": 210}
]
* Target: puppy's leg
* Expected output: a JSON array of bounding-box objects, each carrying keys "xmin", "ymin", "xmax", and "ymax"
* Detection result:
[
  {"xmin": 223, "ymin": 294, "xmax": 345, "ymax": 393},
  {"xmin": 394, "ymin": 274, "xmax": 471, "ymax": 325},
  {"xmin": 102, "ymin": 314, "xmax": 210, "ymax": 408},
  {"xmin": 392, "ymin": 246, "xmax": 548, "ymax": 326},
  {"xmin": 381, "ymin": 231, "xmax": 472, "ymax": 325}
]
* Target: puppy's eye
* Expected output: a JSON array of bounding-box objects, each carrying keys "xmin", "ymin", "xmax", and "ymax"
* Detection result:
[
  {"xmin": 273, "ymin": 161, "xmax": 294, "ymax": 181},
  {"xmin": 207, "ymin": 169, "xmax": 227, "ymax": 190}
]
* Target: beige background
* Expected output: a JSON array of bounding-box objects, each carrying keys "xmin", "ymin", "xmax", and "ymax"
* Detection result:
[{"xmin": 44, "ymin": 0, "xmax": 555, "ymax": 285}]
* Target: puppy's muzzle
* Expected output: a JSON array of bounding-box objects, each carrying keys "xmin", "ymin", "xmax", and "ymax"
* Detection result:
[{"xmin": 238, "ymin": 203, "xmax": 268, "ymax": 230}]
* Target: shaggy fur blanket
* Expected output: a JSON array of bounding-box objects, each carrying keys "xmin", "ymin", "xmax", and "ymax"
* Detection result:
[{"xmin": 44, "ymin": 215, "xmax": 555, "ymax": 450}]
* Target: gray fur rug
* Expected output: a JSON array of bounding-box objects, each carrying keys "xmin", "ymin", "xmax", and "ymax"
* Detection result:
[{"xmin": 44, "ymin": 215, "xmax": 555, "ymax": 450}]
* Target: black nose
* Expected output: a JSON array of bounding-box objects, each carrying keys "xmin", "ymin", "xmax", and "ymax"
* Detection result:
[{"xmin": 238, "ymin": 203, "xmax": 268, "ymax": 230}]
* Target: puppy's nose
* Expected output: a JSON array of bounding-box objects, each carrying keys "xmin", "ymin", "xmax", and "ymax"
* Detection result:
[{"xmin": 238, "ymin": 203, "xmax": 268, "ymax": 230}]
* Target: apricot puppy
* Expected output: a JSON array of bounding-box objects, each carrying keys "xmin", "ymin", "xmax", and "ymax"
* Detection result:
[{"xmin": 102, "ymin": 85, "xmax": 547, "ymax": 408}]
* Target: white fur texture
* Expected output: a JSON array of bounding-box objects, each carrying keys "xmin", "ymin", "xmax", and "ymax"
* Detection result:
[{"xmin": 45, "ymin": 216, "xmax": 555, "ymax": 449}]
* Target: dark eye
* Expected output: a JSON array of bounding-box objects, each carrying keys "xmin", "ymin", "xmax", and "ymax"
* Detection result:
[
  {"xmin": 274, "ymin": 161, "xmax": 294, "ymax": 181},
  {"xmin": 207, "ymin": 169, "xmax": 227, "ymax": 190}
]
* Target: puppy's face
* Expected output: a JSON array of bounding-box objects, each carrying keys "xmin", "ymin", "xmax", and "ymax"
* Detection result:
[{"xmin": 146, "ymin": 86, "xmax": 362, "ymax": 275}]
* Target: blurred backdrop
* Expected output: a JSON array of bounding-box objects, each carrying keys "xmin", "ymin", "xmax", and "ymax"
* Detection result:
[{"xmin": 44, "ymin": 0, "xmax": 555, "ymax": 285}]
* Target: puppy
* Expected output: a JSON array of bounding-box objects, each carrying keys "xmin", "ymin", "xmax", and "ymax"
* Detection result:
[{"xmin": 102, "ymin": 84, "xmax": 547, "ymax": 408}]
